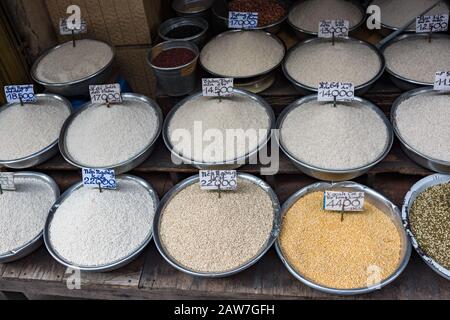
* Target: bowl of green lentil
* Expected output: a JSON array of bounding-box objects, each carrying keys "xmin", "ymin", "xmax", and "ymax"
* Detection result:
[{"xmin": 402, "ymin": 174, "xmax": 450, "ymax": 280}]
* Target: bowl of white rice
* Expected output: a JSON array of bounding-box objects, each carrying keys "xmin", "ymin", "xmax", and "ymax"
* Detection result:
[
  {"xmin": 0, "ymin": 172, "xmax": 59, "ymax": 264},
  {"xmin": 391, "ymin": 88, "xmax": 450, "ymax": 173},
  {"xmin": 277, "ymin": 95, "xmax": 394, "ymax": 181},
  {"xmin": 283, "ymin": 37, "xmax": 385, "ymax": 95},
  {"xmin": 163, "ymin": 89, "xmax": 275, "ymax": 169},
  {"xmin": 31, "ymin": 39, "xmax": 115, "ymax": 96},
  {"xmin": 0, "ymin": 94, "xmax": 72, "ymax": 169},
  {"xmin": 44, "ymin": 175, "xmax": 158, "ymax": 272},
  {"xmin": 59, "ymin": 93, "xmax": 163, "ymax": 174},
  {"xmin": 382, "ymin": 34, "xmax": 450, "ymax": 90}
]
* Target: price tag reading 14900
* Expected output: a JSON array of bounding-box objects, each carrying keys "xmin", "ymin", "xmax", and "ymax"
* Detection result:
[
  {"xmin": 200, "ymin": 170, "xmax": 237, "ymax": 191},
  {"xmin": 318, "ymin": 82, "xmax": 354, "ymax": 102}
]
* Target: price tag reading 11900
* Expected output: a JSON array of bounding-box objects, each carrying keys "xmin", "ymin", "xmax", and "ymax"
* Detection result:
[
  {"xmin": 200, "ymin": 170, "xmax": 237, "ymax": 191},
  {"xmin": 318, "ymin": 82, "xmax": 354, "ymax": 102},
  {"xmin": 89, "ymin": 84, "xmax": 122, "ymax": 104}
]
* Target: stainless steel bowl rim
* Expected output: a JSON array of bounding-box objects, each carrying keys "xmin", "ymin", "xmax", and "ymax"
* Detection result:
[
  {"xmin": 158, "ymin": 17, "xmax": 209, "ymax": 42},
  {"xmin": 163, "ymin": 89, "xmax": 276, "ymax": 167},
  {"xmin": 391, "ymin": 87, "xmax": 450, "ymax": 168},
  {"xmin": 275, "ymin": 180, "xmax": 412, "ymax": 295},
  {"xmin": 0, "ymin": 94, "xmax": 73, "ymax": 166},
  {"xmin": 153, "ymin": 172, "xmax": 282, "ymax": 278},
  {"xmin": 173, "ymin": 0, "xmax": 214, "ymax": 14},
  {"xmin": 402, "ymin": 173, "xmax": 450, "ymax": 280},
  {"xmin": 282, "ymin": 36, "xmax": 386, "ymax": 92},
  {"xmin": 276, "ymin": 94, "xmax": 394, "ymax": 176},
  {"xmin": 200, "ymin": 29, "xmax": 286, "ymax": 79},
  {"xmin": 43, "ymin": 174, "xmax": 160, "ymax": 272},
  {"xmin": 0, "ymin": 172, "xmax": 60, "ymax": 263},
  {"xmin": 148, "ymin": 40, "xmax": 200, "ymax": 71},
  {"xmin": 31, "ymin": 40, "xmax": 116, "ymax": 87},
  {"xmin": 58, "ymin": 93, "xmax": 163, "ymax": 172}
]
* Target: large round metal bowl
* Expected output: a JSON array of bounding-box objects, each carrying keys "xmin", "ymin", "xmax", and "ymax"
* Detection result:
[
  {"xmin": 31, "ymin": 40, "xmax": 115, "ymax": 97},
  {"xmin": 200, "ymin": 29, "xmax": 286, "ymax": 80},
  {"xmin": 391, "ymin": 88, "xmax": 450, "ymax": 173},
  {"xmin": 0, "ymin": 94, "xmax": 72, "ymax": 169},
  {"xmin": 276, "ymin": 181, "xmax": 411, "ymax": 296},
  {"xmin": 287, "ymin": 0, "xmax": 366, "ymax": 38},
  {"xmin": 153, "ymin": 173, "xmax": 282, "ymax": 278},
  {"xmin": 0, "ymin": 172, "xmax": 60, "ymax": 264},
  {"xmin": 43, "ymin": 175, "xmax": 159, "ymax": 272},
  {"xmin": 277, "ymin": 95, "xmax": 394, "ymax": 182},
  {"xmin": 163, "ymin": 89, "xmax": 276, "ymax": 170},
  {"xmin": 59, "ymin": 93, "xmax": 163, "ymax": 175},
  {"xmin": 381, "ymin": 33, "xmax": 450, "ymax": 91},
  {"xmin": 283, "ymin": 37, "xmax": 386, "ymax": 95},
  {"xmin": 402, "ymin": 174, "xmax": 450, "ymax": 280}
]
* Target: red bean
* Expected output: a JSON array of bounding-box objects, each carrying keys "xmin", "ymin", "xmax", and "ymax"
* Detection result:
[{"xmin": 152, "ymin": 48, "xmax": 196, "ymax": 68}]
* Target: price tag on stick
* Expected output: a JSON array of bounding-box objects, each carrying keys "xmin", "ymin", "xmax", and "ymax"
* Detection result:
[
  {"xmin": 82, "ymin": 168, "xmax": 117, "ymax": 191},
  {"xmin": 59, "ymin": 18, "xmax": 87, "ymax": 35},
  {"xmin": 416, "ymin": 14, "xmax": 449, "ymax": 33},
  {"xmin": 318, "ymin": 20, "xmax": 350, "ymax": 38},
  {"xmin": 229, "ymin": 12, "xmax": 259, "ymax": 29},
  {"xmin": 202, "ymin": 78, "xmax": 234, "ymax": 97},
  {"xmin": 324, "ymin": 191, "xmax": 365, "ymax": 212},
  {"xmin": 4, "ymin": 85, "xmax": 36, "ymax": 104},
  {"xmin": 318, "ymin": 82, "xmax": 354, "ymax": 103},
  {"xmin": 434, "ymin": 71, "xmax": 450, "ymax": 90},
  {"xmin": 200, "ymin": 170, "xmax": 238, "ymax": 191},
  {"xmin": 89, "ymin": 84, "xmax": 122, "ymax": 105},
  {"xmin": 0, "ymin": 173, "xmax": 15, "ymax": 192}
]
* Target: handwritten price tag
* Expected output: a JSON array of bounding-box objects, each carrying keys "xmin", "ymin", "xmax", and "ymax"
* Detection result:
[
  {"xmin": 318, "ymin": 20, "xmax": 350, "ymax": 38},
  {"xmin": 416, "ymin": 14, "xmax": 449, "ymax": 33},
  {"xmin": 229, "ymin": 12, "xmax": 259, "ymax": 29},
  {"xmin": 200, "ymin": 170, "xmax": 238, "ymax": 191},
  {"xmin": 60, "ymin": 18, "xmax": 87, "ymax": 35},
  {"xmin": 434, "ymin": 71, "xmax": 450, "ymax": 90},
  {"xmin": 318, "ymin": 82, "xmax": 354, "ymax": 102},
  {"xmin": 89, "ymin": 84, "xmax": 122, "ymax": 104},
  {"xmin": 202, "ymin": 78, "xmax": 234, "ymax": 97},
  {"xmin": 0, "ymin": 173, "xmax": 15, "ymax": 191},
  {"xmin": 324, "ymin": 191, "xmax": 365, "ymax": 212},
  {"xmin": 82, "ymin": 168, "xmax": 117, "ymax": 190},
  {"xmin": 4, "ymin": 85, "xmax": 36, "ymax": 104}
]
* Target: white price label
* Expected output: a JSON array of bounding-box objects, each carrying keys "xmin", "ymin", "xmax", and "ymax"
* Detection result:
[
  {"xmin": 318, "ymin": 82, "xmax": 354, "ymax": 102},
  {"xmin": 202, "ymin": 78, "xmax": 234, "ymax": 97},
  {"xmin": 324, "ymin": 191, "xmax": 365, "ymax": 212},
  {"xmin": 229, "ymin": 12, "xmax": 259, "ymax": 29},
  {"xmin": 60, "ymin": 18, "xmax": 87, "ymax": 35},
  {"xmin": 434, "ymin": 71, "xmax": 450, "ymax": 90},
  {"xmin": 89, "ymin": 84, "xmax": 122, "ymax": 104},
  {"xmin": 318, "ymin": 20, "xmax": 350, "ymax": 38},
  {"xmin": 0, "ymin": 173, "xmax": 15, "ymax": 191},
  {"xmin": 416, "ymin": 14, "xmax": 449, "ymax": 33},
  {"xmin": 200, "ymin": 170, "xmax": 237, "ymax": 191},
  {"xmin": 82, "ymin": 168, "xmax": 117, "ymax": 190},
  {"xmin": 4, "ymin": 85, "xmax": 36, "ymax": 104}
]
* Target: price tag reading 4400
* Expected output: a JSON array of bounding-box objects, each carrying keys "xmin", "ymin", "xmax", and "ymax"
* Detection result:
[
  {"xmin": 434, "ymin": 71, "xmax": 450, "ymax": 90},
  {"xmin": 4, "ymin": 85, "xmax": 36, "ymax": 104},
  {"xmin": 202, "ymin": 78, "xmax": 234, "ymax": 97},
  {"xmin": 318, "ymin": 82, "xmax": 354, "ymax": 102},
  {"xmin": 82, "ymin": 169, "xmax": 117, "ymax": 190},
  {"xmin": 0, "ymin": 172, "xmax": 15, "ymax": 191},
  {"xmin": 89, "ymin": 84, "xmax": 122, "ymax": 104},
  {"xmin": 318, "ymin": 20, "xmax": 350, "ymax": 38},
  {"xmin": 416, "ymin": 14, "xmax": 449, "ymax": 33},
  {"xmin": 200, "ymin": 170, "xmax": 237, "ymax": 191},
  {"xmin": 229, "ymin": 12, "xmax": 259, "ymax": 29},
  {"xmin": 324, "ymin": 191, "xmax": 365, "ymax": 212}
]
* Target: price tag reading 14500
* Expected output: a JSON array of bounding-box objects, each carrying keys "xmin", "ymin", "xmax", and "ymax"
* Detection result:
[
  {"xmin": 318, "ymin": 82, "xmax": 354, "ymax": 102},
  {"xmin": 202, "ymin": 78, "xmax": 234, "ymax": 97}
]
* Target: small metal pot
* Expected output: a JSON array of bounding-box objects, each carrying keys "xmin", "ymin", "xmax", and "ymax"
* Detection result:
[
  {"xmin": 159, "ymin": 17, "xmax": 209, "ymax": 48},
  {"xmin": 31, "ymin": 40, "xmax": 115, "ymax": 97},
  {"xmin": 43, "ymin": 175, "xmax": 159, "ymax": 272},
  {"xmin": 402, "ymin": 174, "xmax": 450, "ymax": 281},
  {"xmin": 59, "ymin": 93, "xmax": 163, "ymax": 174},
  {"xmin": 172, "ymin": 0, "xmax": 213, "ymax": 20},
  {"xmin": 283, "ymin": 37, "xmax": 386, "ymax": 96},
  {"xmin": 277, "ymin": 95, "xmax": 394, "ymax": 182},
  {"xmin": 391, "ymin": 88, "xmax": 450, "ymax": 173},
  {"xmin": 0, "ymin": 94, "xmax": 73, "ymax": 169},
  {"xmin": 0, "ymin": 172, "xmax": 60, "ymax": 264},
  {"xmin": 148, "ymin": 40, "xmax": 199, "ymax": 97},
  {"xmin": 276, "ymin": 181, "xmax": 411, "ymax": 296},
  {"xmin": 153, "ymin": 173, "xmax": 282, "ymax": 278}
]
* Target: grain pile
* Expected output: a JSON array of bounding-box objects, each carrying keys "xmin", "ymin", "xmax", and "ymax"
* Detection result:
[
  {"xmin": 200, "ymin": 31, "xmax": 285, "ymax": 77},
  {"xmin": 159, "ymin": 178, "xmax": 275, "ymax": 273},
  {"xmin": 394, "ymin": 93, "xmax": 450, "ymax": 162},
  {"xmin": 280, "ymin": 100, "xmax": 389, "ymax": 170},
  {"xmin": 384, "ymin": 37, "xmax": 450, "ymax": 84},
  {"xmin": 65, "ymin": 97, "xmax": 159, "ymax": 168},
  {"xmin": 285, "ymin": 40, "xmax": 381, "ymax": 88},
  {"xmin": 35, "ymin": 40, "xmax": 114, "ymax": 83},
  {"xmin": 0, "ymin": 96, "xmax": 70, "ymax": 161},
  {"xmin": 279, "ymin": 191, "xmax": 403, "ymax": 289},
  {"xmin": 48, "ymin": 179, "xmax": 155, "ymax": 267},
  {"xmin": 289, "ymin": 0, "xmax": 363, "ymax": 33},
  {"xmin": 0, "ymin": 177, "xmax": 56, "ymax": 256}
]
